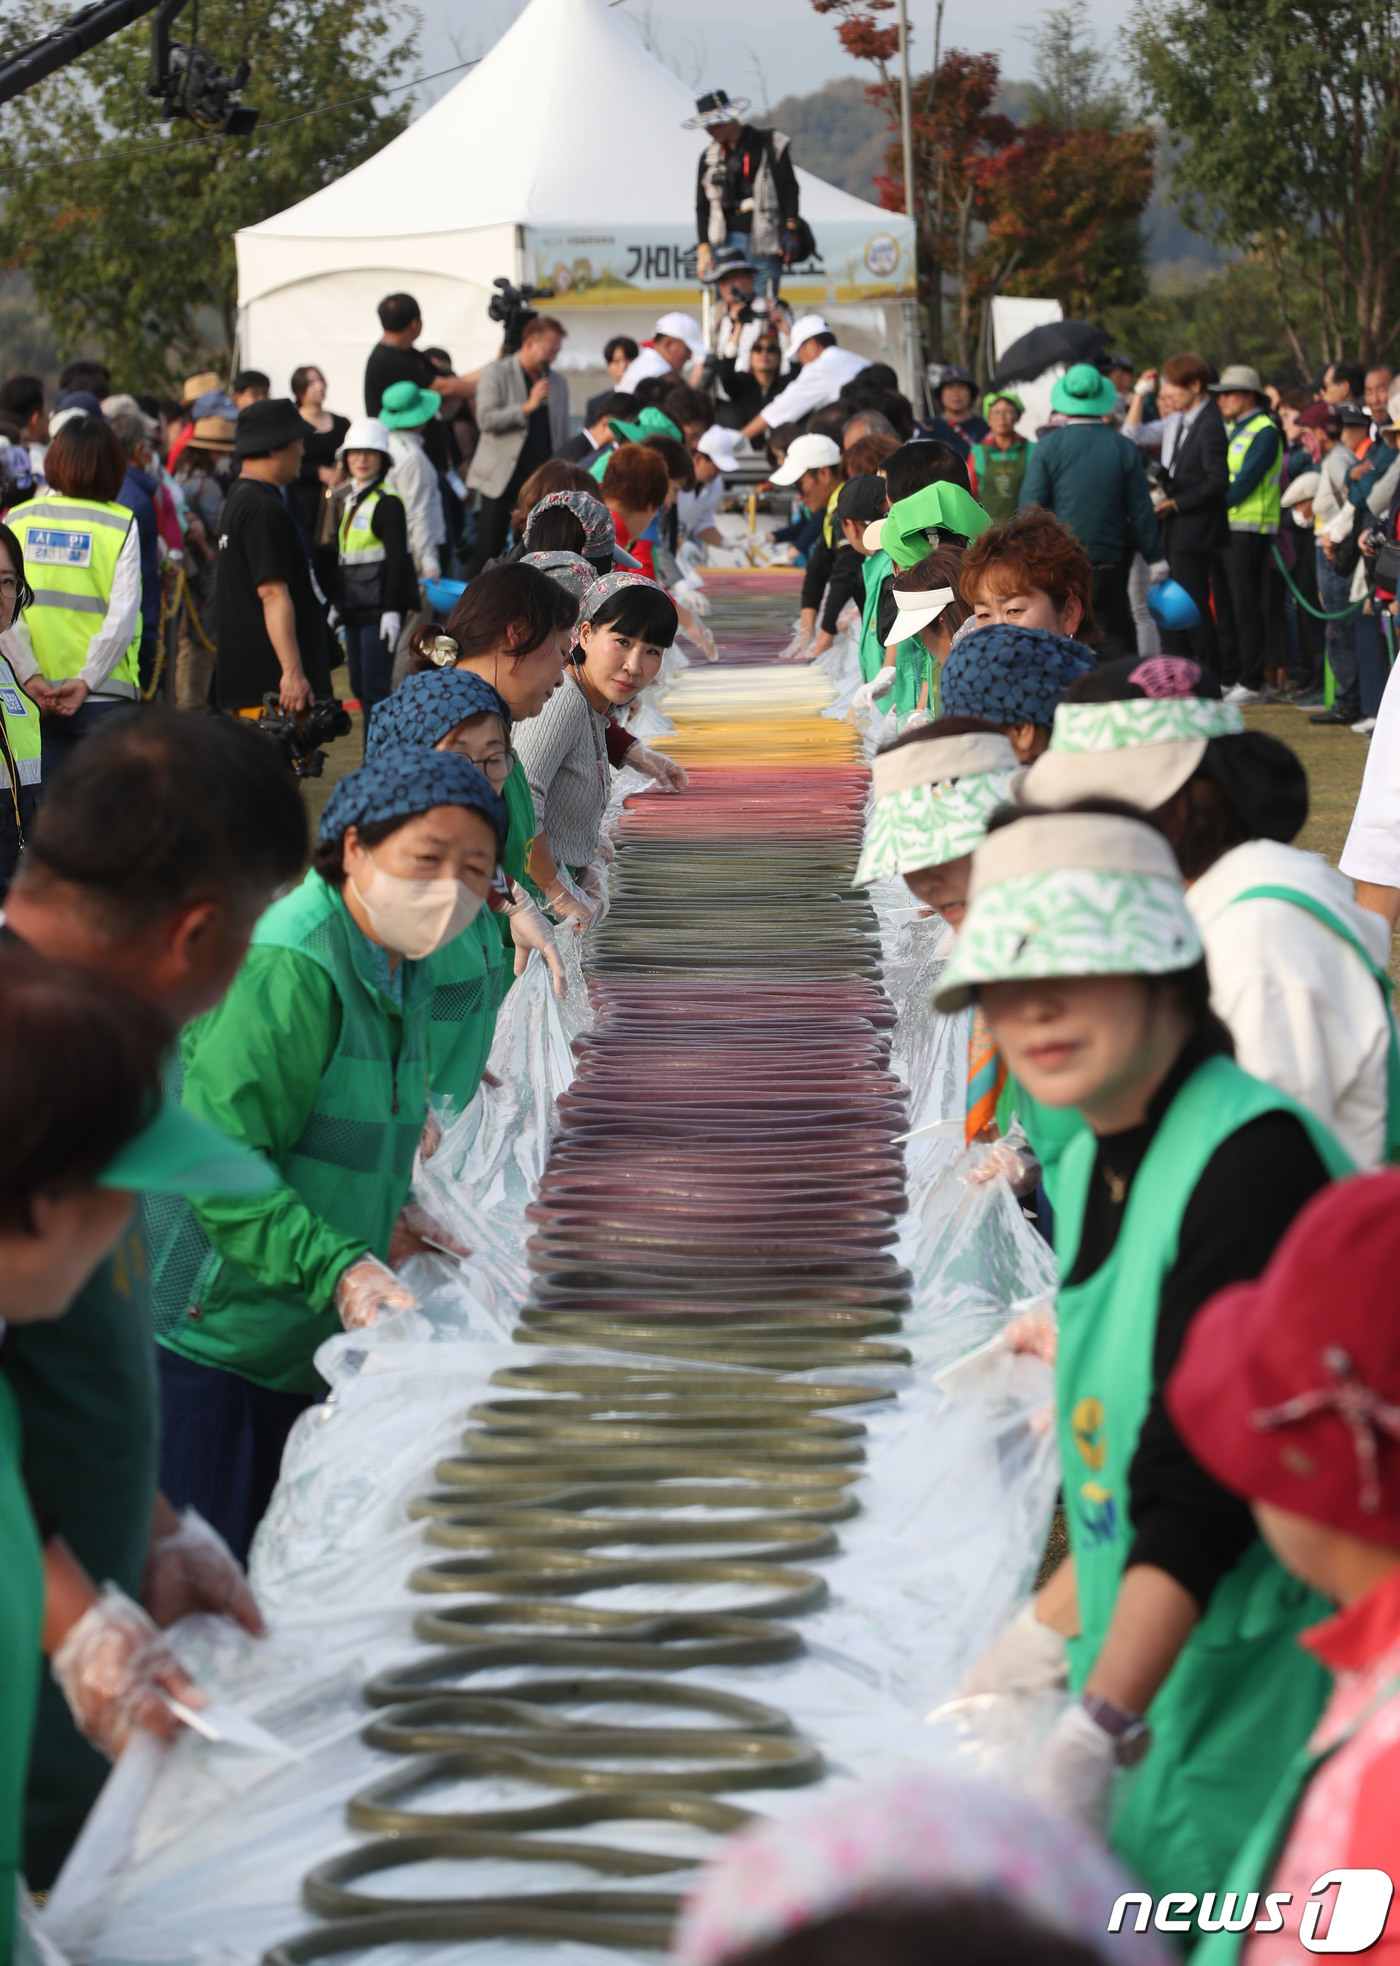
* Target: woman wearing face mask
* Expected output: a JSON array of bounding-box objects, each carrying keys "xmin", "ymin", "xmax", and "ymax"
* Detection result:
[
  {"xmin": 367, "ymin": 669, "xmax": 566, "ymax": 1116},
  {"xmin": 513, "ymin": 572, "xmax": 680, "ymax": 929},
  {"xmin": 150, "ymin": 747, "xmax": 508, "ymax": 1562},
  {"xmin": 943, "ymin": 803, "xmax": 1351, "ymax": 1905}
]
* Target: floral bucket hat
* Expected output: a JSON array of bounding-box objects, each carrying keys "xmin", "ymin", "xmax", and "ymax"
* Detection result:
[
  {"xmin": 932, "ymin": 809, "xmax": 1201, "ymax": 1012},
  {"xmin": 1017, "ymin": 695, "xmax": 1244, "ymax": 811},
  {"xmin": 856, "ymin": 730, "xmax": 1018, "ymax": 885}
]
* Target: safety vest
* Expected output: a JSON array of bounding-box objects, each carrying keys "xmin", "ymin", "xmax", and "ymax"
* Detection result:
[
  {"xmin": 0, "ymin": 655, "xmax": 41, "ymax": 797},
  {"xmin": 150, "ymin": 872, "xmax": 432, "ymax": 1394},
  {"xmin": 338, "ymin": 480, "xmax": 402, "ymax": 614},
  {"xmin": 1054, "ymin": 1055, "xmax": 1351, "ymax": 1901},
  {"xmin": 9, "ymin": 494, "xmax": 140, "ymax": 693},
  {"xmin": 1226, "ymin": 411, "xmax": 1282, "ymax": 533}
]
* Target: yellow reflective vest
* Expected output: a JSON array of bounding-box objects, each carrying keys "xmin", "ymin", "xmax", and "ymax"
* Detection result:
[{"xmin": 10, "ymin": 494, "xmax": 140, "ymax": 691}]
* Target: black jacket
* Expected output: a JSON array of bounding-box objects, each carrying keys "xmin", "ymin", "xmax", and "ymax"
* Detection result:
[{"xmin": 1163, "ymin": 400, "xmax": 1230, "ymax": 555}]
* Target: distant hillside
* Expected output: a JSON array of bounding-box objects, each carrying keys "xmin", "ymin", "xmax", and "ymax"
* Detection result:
[{"xmin": 760, "ymin": 76, "xmax": 1222, "ymax": 281}]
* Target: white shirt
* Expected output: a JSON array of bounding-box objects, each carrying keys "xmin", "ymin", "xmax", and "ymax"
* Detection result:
[
  {"xmin": 619, "ymin": 347, "xmax": 680, "ymax": 395},
  {"xmin": 677, "ymin": 474, "xmax": 724, "ymax": 541},
  {"xmin": 758, "ymin": 345, "xmax": 871, "ymax": 429},
  {"xmin": 4, "ymin": 528, "xmax": 143, "ymax": 698},
  {"xmin": 1343, "ymin": 652, "xmax": 1400, "ymax": 888},
  {"xmin": 386, "ymin": 429, "xmax": 443, "ymax": 580},
  {"xmin": 1188, "ymin": 838, "xmax": 1394, "ymax": 1168},
  {"xmin": 1126, "ymin": 396, "xmax": 1206, "ymax": 469}
]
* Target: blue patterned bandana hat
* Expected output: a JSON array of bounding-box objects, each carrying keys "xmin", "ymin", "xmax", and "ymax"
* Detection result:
[
  {"xmin": 940, "ymin": 625, "xmax": 1097, "ymax": 728},
  {"xmin": 366, "ymin": 671, "xmax": 512, "ymax": 755},
  {"xmin": 525, "ymin": 489, "xmax": 616, "ymax": 561},
  {"xmin": 317, "ymin": 744, "xmax": 508, "ymax": 850}
]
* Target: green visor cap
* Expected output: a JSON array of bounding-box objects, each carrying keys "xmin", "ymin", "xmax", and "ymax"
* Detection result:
[
  {"xmin": 880, "ymin": 482, "xmax": 991, "ymax": 567},
  {"xmin": 1017, "ymin": 697, "xmax": 1244, "ymax": 812},
  {"xmin": 932, "ymin": 810, "xmax": 1201, "ymax": 1012},
  {"xmin": 608, "ymin": 407, "xmax": 683, "ymax": 447},
  {"xmin": 856, "ymin": 731, "xmax": 1019, "ymax": 885},
  {"xmin": 99, "ymin": 1097, "xmax": 277, "ymax": 1199}
]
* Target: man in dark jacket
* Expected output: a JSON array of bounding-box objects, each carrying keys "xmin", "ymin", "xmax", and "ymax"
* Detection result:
[
  {"xmin": 109, "ymin": 409, "xmax": 162, "ymax": 693},
  {"xmin": 689, "ymin": 90, "xmax": 802, "ymax": 297},
  {"xmin": 1126, "ymin": 352, "xmax": 1230, "ymax": 669},
  {"xmin": 1020, "ymin": 364, "xmax": 1161, "ymax": 659}
]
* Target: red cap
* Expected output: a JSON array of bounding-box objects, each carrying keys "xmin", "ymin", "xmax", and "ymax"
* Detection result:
[
  {"xmin": 1166, "ymin": 1172, "xmax": 1400, "ymax": 1544},
  {"xmin": 1297, "ymin": 402, "xmax": 1341, "ymax": 435}
]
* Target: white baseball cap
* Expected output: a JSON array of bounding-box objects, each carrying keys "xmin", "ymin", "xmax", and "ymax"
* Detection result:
[
  {"xmin": 787, "ymin": 314, "xmax": 831, "ymax": 352},
  {"xmin": 769, "ymin": 432, "xmax": 841, "ymax": 487},
  {"xmin": 338, "ymin": 417, "xmax": 393, "ymax": 457},
  {"xmin": 655, "ymin": 312, "xmax": 705, "ymax": 353},
  {"xmin": 696, "ymin": 425, "xmax": 740, "ymax": 473}
]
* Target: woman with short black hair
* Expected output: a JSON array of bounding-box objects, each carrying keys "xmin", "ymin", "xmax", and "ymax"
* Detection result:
[{"xmin": 8, "ymin": 418, "xmax": 143, "ymax": 772}]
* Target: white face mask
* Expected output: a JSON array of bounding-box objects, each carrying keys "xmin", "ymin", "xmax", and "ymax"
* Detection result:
[{"xmin": 349, "ymin": 855, "xmax": 485, "ymax": 960}]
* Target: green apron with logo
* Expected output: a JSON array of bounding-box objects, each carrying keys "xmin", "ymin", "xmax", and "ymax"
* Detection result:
[
  {"xmin": 1228, "ymin": 883, "xmax": 1400, "ymax": 1163},
  {"xmin": 425, "ymin": 905, "xmax": 507, "ymax": 1116},
  {"xmin": 1055, "ymin": 1055, "xmax": 1350, "ymax": 1900},
  {"xmin": 0, "ymin": 1377, "xmax": 43, "ymax": 1961},
  {"xmin": 1191, "ymin": 1666, "xmax": 1400, "ymax": 1965}
]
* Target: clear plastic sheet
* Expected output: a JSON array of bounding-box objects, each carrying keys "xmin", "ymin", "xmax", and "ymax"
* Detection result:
[{"xmin": 42, "ymin": 666, "xmax": 1063, "ymax": 1966}]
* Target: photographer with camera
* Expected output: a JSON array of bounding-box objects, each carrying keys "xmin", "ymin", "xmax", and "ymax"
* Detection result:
[
  {"xmin": 466, "ymin": 314, "xmax": 570, "ymax": 576},
  {"xmin": 687, "ymin": 89, "xmax": 804, "ymax": 296},
  {"xmin": 703, "ymin": 246, "xmax": 789, "ymax": 413},
  {"xmin": 216, "ymin": 399, "xmax": 336, "ymax": 716}
]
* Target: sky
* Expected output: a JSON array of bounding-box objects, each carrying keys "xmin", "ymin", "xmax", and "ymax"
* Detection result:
[{"xmin": 409, "ymin": 0, "xmax": 1127, "ymax": 113}]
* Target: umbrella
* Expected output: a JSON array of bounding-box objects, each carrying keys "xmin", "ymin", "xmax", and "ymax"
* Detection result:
[{"xmin": 991, "ymin": 319, "xmax": 1109, "ymax": 388}]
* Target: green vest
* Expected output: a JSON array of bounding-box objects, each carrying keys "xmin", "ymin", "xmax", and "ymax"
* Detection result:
[
  {"xmin": 426, "ymin": 905, "xmax": 507, "ymax": 1114},
  {"xmin": 858, "ymin": 549, "xmax": 927, "ymax": 714},
  {"xmin": 1007, "ymin": 1077, "xmax": 1084, "ymax": 1208},
  {"xmin": 1229, "ymin": 881, "xmax": 1400, "ymax": 1163},
  {"xmin": 492, "ymin": 758, "xmax": 542, "ymax": 973},
  {"xmin": 0, "ymin": 654, "xmax": 40, "ymax": 792},
  {"xmin": 0, "ymin": 1378, "xmax": 43, "ymax": 1963},
  {"xmin": 1055, "ymin": 1055, "xmax": 1351, "ymax": 1899},
  {"xmin": 10, "ymin": 493, "xmax": 140, "ymax": 689},
  {"xmin": 1226, "ymin": 412, "xmax": 1282, "ymax": 533},
  {"xmin": 969, "ymin": 438, "xmax": 1031, "ymax": 524},
  {"xmin": 152, "ymin": 874, "xmax": 433, "ymax": 1393}
]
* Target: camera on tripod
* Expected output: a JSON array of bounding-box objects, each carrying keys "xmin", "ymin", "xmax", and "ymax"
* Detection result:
[
  {"xmin": 488, "ymin": 277, "xmax": 554, "ymax": 356},
  {"xmin": 255, "ymin": 695, "xmax": 353, "ymax": 780}
]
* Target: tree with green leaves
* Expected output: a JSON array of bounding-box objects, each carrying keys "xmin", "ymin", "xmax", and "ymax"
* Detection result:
[
  {"xmin": 1137, "ymin": 0, "xmax": 1400, "ymax": 368},
  {"xmin": 0, "ymin": 0, "xmax": 419, "ymax": 388}
]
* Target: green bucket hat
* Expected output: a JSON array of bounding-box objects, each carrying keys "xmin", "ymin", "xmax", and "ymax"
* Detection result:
[
  {"xmin": 607, "ymin": 406, "xmax": 684, "ymax": 447},
  {"xmin": 981, "ymin": 389, "xmax": 1024, "ymax": 421},
  {"xmin": 1017, "ymin": 697, "xmax": 1244, "ymax": 811},
  {"xmin": 856, "ymin": 730, "xmax": 1019, "ymax": 885},
  {"xmin": 1049, "ymin": 363, "xmax": 1119, "ymax": 419},
  {"xmin": 932, "ymin": 810, "xmax": 1201, "ymax": 1012},
  {"xmin": 876, "ymin": 482, "xmax": 992, "ymax": 568},
  {"xmin": 100, "ymin": 1096, "xmax": 276, "ymax": 1198},
  {"xmin": 379, "ymin": 379, "xmax": 441, "ymax": 429}
]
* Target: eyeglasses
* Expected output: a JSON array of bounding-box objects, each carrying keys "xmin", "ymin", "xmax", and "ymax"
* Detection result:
[{"xmin": 468, "ymin": 746, "xmax": 515, "ymax": 783}]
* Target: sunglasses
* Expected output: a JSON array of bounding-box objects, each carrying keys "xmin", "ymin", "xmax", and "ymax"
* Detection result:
[{"xmin": 753, "ymin": 341, "xmax": 780, "ymax": 355}]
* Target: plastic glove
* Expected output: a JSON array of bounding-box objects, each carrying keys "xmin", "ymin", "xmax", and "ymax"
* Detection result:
[
  {"xmin": 1002, "ymin": 1304, "xmax": 1058, "ymax": 1365},
  {"xmin": 505, "ymin": 883, "xmax": 566, "ymax": 995},
  {"xmin": 595, "ymin": 831, "xmax": 616, "ymax": 864},
  {"xmin": 544, "ymin": 867, "xmax": 599, "ymax": 934},
  {"xmin": 629, "ymin": 743, "xmax": 689, "ymax": 792},
  {"xmin": 387, "ymin": 1201, "xmax": 471, "ymax": 1265},
  {"xmin": 852, "ymin": 665, "xmax": 897, "ymax": 713},
  {"xmin": 379, "ymin": 611, "xmax": 402, "ymax": 647},
  {"xmin": 51, "ymin": 1585, "xmax": 202, "ymax": 1759},
  {"xmin": 967, "ymin": 1139, "xmax": 1041, "ymax": 1194},
  {"xmin": 1023, "ymin": 1701, "xmax": 1121, "ymax": 1833},
  {"xmin": 778, "ymin": 626, "xmax": 814, "ymax": 663},
  {"xmin": 959, "ymin": 1600, "xmax": 1069, "ymax": 1698},
  {"xmin": 681, "ymin": 585, "xmax": 710, "ymax": 616},
  {"xmin": 142, "ymin": 1509, "xmax": 264, "ymax": 1636},
  {"xmin": 1146, "ymin": 560, "xmax": 1170, "ymax": 586},
  {"xmin": 333, "ymin": 1254, "xmax": 420, "ymax": 1331},
  {"xmin": 679, "ymin": 611, "xmax": 719, "ymax": 662},
  {"xmin": 835, "ymin": 600, "xmax": 860, "ymax": 632},
  {"xmin": 578, "ymin": 858, "xmax": 611, "ymax": 925}
]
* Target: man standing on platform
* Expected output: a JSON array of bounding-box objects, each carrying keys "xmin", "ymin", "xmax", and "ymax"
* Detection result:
[{"xmin": 689, "ymin": 88, "xmax": 804, "ymax": 298}]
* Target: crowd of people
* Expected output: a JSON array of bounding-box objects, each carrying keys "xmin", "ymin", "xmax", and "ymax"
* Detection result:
[{"xmin": 5, "ymin": 75, "xmax": 1400, "ymax": 1953}]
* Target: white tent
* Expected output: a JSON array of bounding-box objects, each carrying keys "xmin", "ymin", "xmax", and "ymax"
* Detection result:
[{"xmin": 235, "ymin": 0, "xmax": 916, "ymax": 419}]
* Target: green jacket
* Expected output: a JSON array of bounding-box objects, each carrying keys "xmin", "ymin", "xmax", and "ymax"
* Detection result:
[
  {"xmin": 153, "ymin": 874, "xmax": 432, "ymax": 1394},
  {"xmin": 1020, "ymin": 422, "xmax": 1160, "ymax": 566},
  {"xmin": 426, "ymin": 907, "xmax": 508, "ymax": 1116}
]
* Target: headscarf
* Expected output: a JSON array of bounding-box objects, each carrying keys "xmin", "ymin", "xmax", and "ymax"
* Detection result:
[
  {"xmin": 366, "ymin": 671, "xmax": 512, "ymax": 755},
  {"xmin": 941, "ymin": 623, "xmax": 1097, "ymax": 728},
  {"xmin": 673, "ymin": 1766, "xmax": 1173, "ymax": 1966},
  {"xmin": 520, "ymin": 550, "xmax": 597, "ymax": 604},
  {"xmin": 570, "ymin": 568, "xmax": 672, "ymax": 652},
  {"xmin": 316, "ymin": 745, "xmax": 508, "ymax": 851},
  {"xmin": 525, "ymin": 488, "xmax": 615, "ymax": 561}
]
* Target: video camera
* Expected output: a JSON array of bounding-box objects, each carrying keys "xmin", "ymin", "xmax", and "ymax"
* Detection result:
[
  {"xmin": 255, "ymin": 695, "xmax": 353, "ymax": 780},
  {"xmin": 489, "ymin": 277, "xmax": 555, "ymax": 357}
]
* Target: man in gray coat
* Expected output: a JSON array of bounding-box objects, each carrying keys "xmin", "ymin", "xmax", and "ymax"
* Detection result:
[{"xmin": 466, "ymin": 315, "xmax": 570, "ymax": 573}]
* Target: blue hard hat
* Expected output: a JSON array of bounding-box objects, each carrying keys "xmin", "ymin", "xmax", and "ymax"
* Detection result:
[{"xmin": 1147, "ymin": 577, "xmax": 1200, "ymax": 629}]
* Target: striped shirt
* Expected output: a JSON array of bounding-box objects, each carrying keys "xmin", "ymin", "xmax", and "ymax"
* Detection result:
[{"xmin": 513, "ymin": 670, "xmax": 610, "ymax": 870}]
